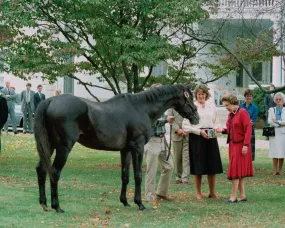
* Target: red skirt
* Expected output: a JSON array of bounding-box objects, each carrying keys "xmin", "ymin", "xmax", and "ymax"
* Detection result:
[{"xmin": 228, "ymin": 142, "xmax": 254, "ymax": 180}]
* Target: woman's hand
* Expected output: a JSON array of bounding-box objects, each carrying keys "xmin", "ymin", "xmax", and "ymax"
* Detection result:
[
  {"xmin": 242, "ymin": 146, "xmax": 248, "ymax": 155},
  {"xmin": 200, "ymin": 130, "xmax": 209, "ymax": 139},
  {"xmin": 272, "ymin": 118, "xmax": 278, "ymax": 123},
  {"xmin": 215, "ymin": 128, "xmax": 224, "ymax": 133}
]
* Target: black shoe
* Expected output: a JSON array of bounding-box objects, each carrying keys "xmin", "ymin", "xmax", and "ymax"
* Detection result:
[
  {"xmin": 237, "ymin": 197, "xmax": 247, "ymax": 202},
  {"xmin": 14, "ymin": 131, "xmax": 18, "ymax": 135},
  {"xmin": 226, "ymin": 199, "xmax": 237, "ymax": 204},
  {"xmin": 23, "ymin": 131, "xmax": 27, "ymax": 134}
]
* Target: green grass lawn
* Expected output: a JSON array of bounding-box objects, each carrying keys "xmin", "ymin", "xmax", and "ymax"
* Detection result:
[{"xmin": 0, "ymin": 134, "xmax": 284, "ymax": 227}]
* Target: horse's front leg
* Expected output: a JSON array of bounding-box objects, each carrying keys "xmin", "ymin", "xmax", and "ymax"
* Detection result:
[
  {"xmin": 120, "ymin": 150, "xmax": 131, "ymax": 207},
  {"xmin": 131, "ymin": 140, "xmax": 146, "ymax": 211}
]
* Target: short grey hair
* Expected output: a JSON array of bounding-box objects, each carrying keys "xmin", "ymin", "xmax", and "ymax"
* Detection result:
[{"xmin": 273, "ymin": 92, "xmax": 285, "ymax": 103}]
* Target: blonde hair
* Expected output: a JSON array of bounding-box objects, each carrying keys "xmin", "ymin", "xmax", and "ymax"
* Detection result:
[
  {"xmin": 194, "ymin": 84, "xmax": 211, "ymax": 101},
  {"xmin": 55, "ymin": 89, "xmax": 62, "ymax": 96}
]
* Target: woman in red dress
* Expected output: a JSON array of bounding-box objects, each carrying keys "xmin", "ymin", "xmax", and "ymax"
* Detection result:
[{"xmin": 217, "ymin": 94, "xmax": 254, "ymax": 203}]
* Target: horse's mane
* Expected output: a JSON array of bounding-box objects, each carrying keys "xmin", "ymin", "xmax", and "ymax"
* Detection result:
[{"xmin": 134, "ymin": 84, "xmax": 184, "ymax": 103}]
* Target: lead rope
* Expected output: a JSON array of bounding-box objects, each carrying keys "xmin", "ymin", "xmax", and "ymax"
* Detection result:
[{"xmin": 164, "ymin": 124, "xmax": 172, "ymax": 161}]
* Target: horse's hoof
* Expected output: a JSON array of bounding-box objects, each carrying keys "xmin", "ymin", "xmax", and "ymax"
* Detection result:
[
  {"xmin": 124, "ymin": 203, "xmax": 131, "ymax": 207},
  {"xmin": 138, "ymin": 204, "xmax": 146, "ymax": 211},
  {"xmin": 55, "ymin": 207, "xmax": 65, "ymax": 213},
  {"xmin": 41, "ymin": 204, "xmax": 50, "ymax": 212}
]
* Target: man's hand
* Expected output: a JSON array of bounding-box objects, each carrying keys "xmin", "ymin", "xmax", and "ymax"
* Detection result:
[
  {"xmin": 167, "ymin": 116, "xmax": 175, "ymax": 124},
  {"xmin": 176, "ymin": 129, "xmax": 186, "ymax": 136}
]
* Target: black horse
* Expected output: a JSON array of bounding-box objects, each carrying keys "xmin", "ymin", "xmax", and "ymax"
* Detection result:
[
  {"xmin": 35, "ymin": 84, "xmax": 199, "ymax": 213},
  {"xmin": 0, "ymin": 96, "xmax": 8, "ymax": 128}
]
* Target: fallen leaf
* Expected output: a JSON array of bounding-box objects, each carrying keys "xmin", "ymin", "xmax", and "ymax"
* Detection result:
[
  {"xmin": 105, "ymin": 210, "xmax": 111, "ymax": 214},
  {"xmin": 90, "ymin": 217, "xmax": 100, "ymax": 222},
  {"xmin": 102, "ymin": 220, "xmax": 109, "ymax": 226}
]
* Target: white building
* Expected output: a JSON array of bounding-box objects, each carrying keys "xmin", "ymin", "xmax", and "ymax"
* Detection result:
[{"xmin": 199, "ymin": 0, "xmax": 284, "ymax": 105}]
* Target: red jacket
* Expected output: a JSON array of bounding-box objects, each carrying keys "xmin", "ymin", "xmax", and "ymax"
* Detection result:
[{"xmin": 223, "ymin": 108, "xmax": 252, "ymax": 145}]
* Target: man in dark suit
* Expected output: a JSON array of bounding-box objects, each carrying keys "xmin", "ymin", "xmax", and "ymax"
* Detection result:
[
  {"xmin": 264, "ymin": 84, "xmax": 276, "ymax": 140},
  {"xmin": 34, "ymin": 84, "xmax": 46, "ymax": 111},
  {"xmin": 1, "ymin": 81, "xmax": 18, "ymax": 135},
  {"xmin": 21, "ymin": 82, "xmax": 35, "ymax": 134}
]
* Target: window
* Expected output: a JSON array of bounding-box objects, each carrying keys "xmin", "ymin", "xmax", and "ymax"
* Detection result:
[
  {"xmin": 252, "ymin": 62, "xmax": 262, "ymax": 82},
  {"xmin": 236, "ymin": 66, "xmax": 243, "ymax": 87}
]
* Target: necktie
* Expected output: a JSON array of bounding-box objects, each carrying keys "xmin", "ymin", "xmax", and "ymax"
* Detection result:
[
  {"xmin": 26, "ymin": 90, "xmax": 30, "ymax": 103},
  {"xmin": 8, "ymin": 88, "xmax": 10, "ymax": 95},
  {"xmin": 39, "ymin": 92, "xmax": 41, "ymax": 100}
]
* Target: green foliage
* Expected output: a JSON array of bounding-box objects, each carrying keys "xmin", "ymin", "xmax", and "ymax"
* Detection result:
[
  {"xmin": 0, "ymin": 0, "xmax": 212, "ymax": 94},
  {"xmin": 253, "ymin": 87, "xmax": 285, "ymax": 120},
  {"xmin": 253, "ymin": 87, "xmax": 266, "ymax": 120},
  {"xmin": 208, "ymin": 32, "xmax": 284, "ymax": 81}
]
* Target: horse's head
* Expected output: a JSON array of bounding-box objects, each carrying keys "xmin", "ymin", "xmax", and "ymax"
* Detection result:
[{"xmin": 173, "ymin": 84, "xmax": 199, "ymax": 125}]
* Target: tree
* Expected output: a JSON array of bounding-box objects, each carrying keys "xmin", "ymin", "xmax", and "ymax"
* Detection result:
[
  {"xmin": 183, "ymin": 0, "xmax": 285, "ymax": 94},
  {"xmin": 0, "ymin": 0, "xmax": 216, "ymax": 100}
]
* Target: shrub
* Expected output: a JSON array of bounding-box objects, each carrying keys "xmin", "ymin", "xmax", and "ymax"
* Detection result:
[
  {"xmin": 253, "ymin": 87, "xmax": 285, "ymax": 120},
  {"xmin": 252, "ymin": 87, "xmax": 266, "ymax": 120}
]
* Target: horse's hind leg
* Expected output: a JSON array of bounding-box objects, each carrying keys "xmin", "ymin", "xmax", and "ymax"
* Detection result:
[
  {"xmin": 120, "ymin": 150, "xmax": 131, "ymax": 207},
  {"xmin": 131, "ymin": 137, "xmax": 146, "ymax": 211},
  {"xmin": 36, "ymin": 160, "xmax": 50, "ymax": 211},
  {"xmin": 50, "ymin": 146, "xmax": 73, "ymax": 213}
]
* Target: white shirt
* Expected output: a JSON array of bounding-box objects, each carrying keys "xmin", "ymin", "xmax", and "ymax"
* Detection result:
[{"xmin": 182, "ymin": 100, "xmax": 220, "ymax": 135}]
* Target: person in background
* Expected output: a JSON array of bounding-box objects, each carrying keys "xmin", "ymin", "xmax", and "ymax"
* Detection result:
[
  {"xmin": 167, "ymin": 108, "xmax": 189, "ymax": 185},
  {"xmin": 267, "ymin": 92, "xmax": 285, "ymax": 175},
  {"xmin": 55, "ymin": 89, "xmax": 62, "ymax": 96},
  {"xmin": 264, "ymin": 84, "xmax": 276, "ymax": 140},
  {"xmin": 144, "ymin": 83, "xmax": 174, "ymax": 203},
  {"xmin": 240, "ymin": 89, "xmax": 258, "ymax": 165},
  {"xmin": 182, "ymin": 84, "xmax": 223, "ymax": 200},
  {"xmin": 21, "ymin": 83, "xmax": 35, "ymax": 134},
  {"xmin": 1, "ymin": 81, "xmax": 18, "ymax": 135},
  {"xmin": 34, "ymin": 85, "xmax": 46, "ymax": 111},
  {"xmin": 216, "ymin": 94, "xmax": 253, "ymax": 203}
]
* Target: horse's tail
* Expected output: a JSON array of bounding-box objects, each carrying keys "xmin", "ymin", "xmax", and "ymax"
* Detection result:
[
  {"xmin": 0, "ymin": 96, "xmax": 8, "ymax": 129},
  {"xmin": 34, "ymin": 99, "xmax": 53, "ymax": 177}
]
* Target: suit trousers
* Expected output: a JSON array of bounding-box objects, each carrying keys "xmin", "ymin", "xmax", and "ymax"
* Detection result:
[
  {"xmin": 144, "ymin": 136, "xmax": 173, "ymax": 202},
  {"xmin": 23, "ymin": 103, "xmax": 34, "ymax": 133},
  {"xmin": 4, "ymin": 106, "xmax": 17, "ymax": 133},
  {"xmin": 173, "ymin": 136, "xmax": 190, "ymax": 182}
]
